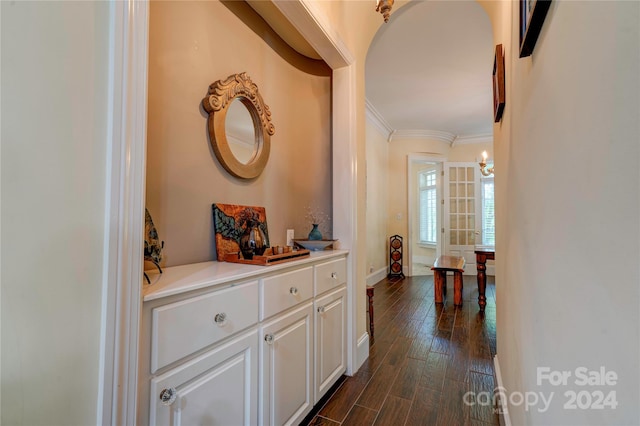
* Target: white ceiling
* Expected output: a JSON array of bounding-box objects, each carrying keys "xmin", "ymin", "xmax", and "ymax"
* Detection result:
[{"xmin": 366, "ymin": 0, "xmax": 494, "ymax": 141}]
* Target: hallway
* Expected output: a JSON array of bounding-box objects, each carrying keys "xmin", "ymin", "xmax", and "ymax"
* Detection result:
[{"xmin": 305, "ymin": 274, "xmax": 498, "ymax": 425}]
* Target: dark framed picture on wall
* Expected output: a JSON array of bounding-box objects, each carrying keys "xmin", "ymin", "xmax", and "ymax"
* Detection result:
[
  {"xmin": 519, "ymin": 0, "xmax": 552, "ymax": 58},
  {"xmin": 493, "ymin": 44, "xmax": 505, "ymax": 123}
]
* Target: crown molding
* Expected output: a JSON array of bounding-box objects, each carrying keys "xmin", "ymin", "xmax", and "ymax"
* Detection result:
[
  {"xmin": 451, "ymin": 133, "xmax": 493, "ymax": 147},
  {"xmin": 389, "ymin": 129, "xmax": 456, "ymax": 144},
  {"xmin": 363, "ymin": 99, "xmax": 493, "ymax": 147},
  {"xmin": 365, "ymin": 98, "xmax": 393, "ymax": 140}
]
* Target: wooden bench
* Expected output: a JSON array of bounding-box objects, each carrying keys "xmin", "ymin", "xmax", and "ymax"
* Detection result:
[{"xmin": 431, "ymin": 255, "xmax": 465, "ymax": 306}]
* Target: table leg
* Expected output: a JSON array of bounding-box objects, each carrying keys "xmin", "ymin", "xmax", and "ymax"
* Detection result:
[
  {"xmin": 476, "ymin": 254, "xmax": 487, "ymax": 312},
  {"xmin": 434, "ymin": 270, "xmax": 444, "ymax": 304},
  {"xmin": 454, "ymin": 271, "xmax": 463, "ymax": 306},
  {"xmin": 366, "ymin": 286, "xmax": 374, "ymax": 338}
]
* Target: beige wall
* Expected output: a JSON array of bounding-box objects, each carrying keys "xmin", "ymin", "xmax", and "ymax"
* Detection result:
[
  {"xmin": 146, "ymin": 1, "xmax": 332, "ymax": 267},
  {"xmin": 1, "ymin": 1, "xmax": 110, "ymax": 423},
  {"xmin": 365, "ymin": 121, "xmax": 390, "ymax": 276},
  {"xmin": 487, "ymin": 0, "xmax": 640, "ymax": 424}
]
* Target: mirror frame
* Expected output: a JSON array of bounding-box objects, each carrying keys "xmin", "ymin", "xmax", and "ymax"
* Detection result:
[{"xmin": 202, "ymin": 73, "xmax": 274, "ymax": 179}]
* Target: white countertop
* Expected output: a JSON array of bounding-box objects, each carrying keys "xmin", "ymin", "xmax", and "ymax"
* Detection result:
[{"xmin": 143, "ymin": 250, "xmax": 349, "ymax": 302}]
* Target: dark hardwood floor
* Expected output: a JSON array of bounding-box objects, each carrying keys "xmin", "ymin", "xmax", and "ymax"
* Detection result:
[{"xmin": 306, "ymin": 274, "xmax": 498, "ymax": 426}]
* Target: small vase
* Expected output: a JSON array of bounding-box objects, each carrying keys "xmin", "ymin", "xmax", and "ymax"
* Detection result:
[
  {"xmin": 240, "ymin": 220, "xmax": 266, "ymax": 259},
  {"xmin": 308, "ymin": 224, "xmax": 322, "ymax": 241}
]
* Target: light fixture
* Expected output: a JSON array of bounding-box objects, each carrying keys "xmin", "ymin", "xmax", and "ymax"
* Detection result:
[
  {"xmin": 479, "ymin": 151, "xmax": 494, "ymax": 176},
  {"xmin": 376, "ymin": 0, "xmax": 394, "ymax": 23}
]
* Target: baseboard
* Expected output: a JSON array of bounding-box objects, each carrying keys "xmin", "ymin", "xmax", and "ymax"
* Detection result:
[
  {"xmin": 493, "ymin": 355, "xmax": 512, "ymax": 426},
  {"xmin": 366, "ymin": 267, "xmax": 387, "ymax": 286},
  {"xmin": 356, "ymin": 332, "xmax": 369, "ymax": 371}
]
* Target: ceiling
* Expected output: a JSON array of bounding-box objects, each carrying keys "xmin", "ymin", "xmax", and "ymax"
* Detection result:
[
  {"xmin": 246, "ymin": 0, "xmax": 494, "ymax": 143},
  {"xmin": 366, "ymin": 1, "xmax": 494, "ymax": 142}
]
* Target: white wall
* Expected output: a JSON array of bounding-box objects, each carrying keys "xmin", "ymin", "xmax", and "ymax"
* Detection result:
[
  {"xmin": 1, "ymin": 1, "xmax": 110, "ymax": 423},
  {"xmin": 493, "ymin": 1, "xmax": 640, "ymax": 424}
]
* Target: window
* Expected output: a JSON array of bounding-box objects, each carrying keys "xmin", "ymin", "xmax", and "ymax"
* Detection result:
[
  {"xmin": 481, "ymin": 175, "xmax": 495, "ymax": 246},
  {"xmin": 419, "ymin": 169, "xmax": 437, "ymax": 245}
]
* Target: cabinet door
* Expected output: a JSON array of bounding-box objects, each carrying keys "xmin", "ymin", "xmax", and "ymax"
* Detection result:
[
  {"xmin": 260, "ymin": 302, "xmax": 313, "ymax": 426},
  {"xmin": 314, "ymin": 286, "xmax": 347, "ymax": 403},
  {"xmin": 150, "ymin": 329, "xmax": 258, "ymax": 426}
]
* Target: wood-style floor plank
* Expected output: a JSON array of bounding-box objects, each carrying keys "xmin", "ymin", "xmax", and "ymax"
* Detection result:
[
  {"xmin": 341, "ymin": 404, "xmax": 378, "ymax": 426},
  {"xmin": 373, "ymin": 395, "xmax": 412, "ymax": 426},
  {"xmin": 305, "ymin": 275, "xmax": 498, "ymax": 426}
]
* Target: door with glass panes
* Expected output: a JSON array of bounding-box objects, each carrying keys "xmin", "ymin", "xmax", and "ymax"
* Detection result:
[{"xmin": 443, "ymin": 162, "xmax": 481, "ymax": 271}]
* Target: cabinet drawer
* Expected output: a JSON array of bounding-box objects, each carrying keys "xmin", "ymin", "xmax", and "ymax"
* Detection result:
[
  {"xmin": 151, "ymin": 280, "xmax": 259, "ymax": 372},
  {"xmin": 314, "ymin": 258, "xmax": 347, "ymax": 295},
  {"xmin": 261, "ymin": 267, "xmax": 313, "ymax": 320}
]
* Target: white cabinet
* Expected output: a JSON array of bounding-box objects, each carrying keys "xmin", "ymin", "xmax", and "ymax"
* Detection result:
[
  {"xmin": 139, "ymin": 251, "xmax": 349, "ymax": 426},
  {"xmin": 150, "ymin": 329, "xmax": 258, "ymax": 426},
  {"xmin": 260, "ymin": 302, "xmax": 314, "ymax": 426},
  {"xmin": 314, "ymin": 286, "xmax": 347, "ymax": 403}
]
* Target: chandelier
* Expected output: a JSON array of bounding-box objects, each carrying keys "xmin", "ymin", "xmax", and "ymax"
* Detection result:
[
  {"xmin": 479, "ymin": 151, "xmax": 494, "ymax": 176},
  {"xmin": 376, "ymin": 0, "xmax": 394, "ymax": 23}
]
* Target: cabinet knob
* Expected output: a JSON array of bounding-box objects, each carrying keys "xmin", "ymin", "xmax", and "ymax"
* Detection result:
[
  {"xmin": 159, "ymin": 387, "xmax": 177, "ymax": 406},
  {"xmin": 289, "ymin": 287, "xmax": 298, "ymax": 295},
  {"xmin": 264, "ymin": 334, "xmax": 274, "ymax": 345},
  {"xmin": 331, "ymin": 272, "xmax": 338, "ymax": 280},
  {"xmin": 214, "ymin": 312, "xmax": 227, "ymax": 325},
  {"xmin": 317, "ymin": 306, "xmax": 325, "ymax": 314}
]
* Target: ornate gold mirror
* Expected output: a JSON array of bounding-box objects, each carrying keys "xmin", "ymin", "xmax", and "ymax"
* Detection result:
[{"xmin": 202, "ymin": 73, "xmax": 275, "ymax": 179}]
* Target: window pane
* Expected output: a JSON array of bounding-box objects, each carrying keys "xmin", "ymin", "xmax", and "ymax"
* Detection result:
[
  {"xmin": 458, "ymin": 199, "xmax": 466, "ymax": 214},
  {"xmin": 458, "ymin": 183, "xmax": 466, "ymax": 197},
  {"xmin": 458, "ymin": 168, "xmax": 466, "ymax": 181},
  {"xmin": 450, "ymin": 169, "xmax": 457, "ymax": 182},
  {"xmin": 450, "ymin": 215, "xmax": 457, "ymax": 230},
  {"xmin": 419, "ymin": 179, "xmax": 437, "ymax": 244},
  {"xmin": 450, "ymin": 230, "xmax": 457, "ymax": 245},
  {"xmin": 467, "ymin": 199, "xmax": 475, "ymax": 214},
  {"xmin": 450, "ymin": 183, "xmax": 457, "ymax": 198},
  {"xmin": 482, "ymin": 179, "xmax": 495, "ymax": 246},
  {"xmin": 459, "ymin": 231, "xmax": 466, "ymax": 245},
  {"xmin": 450, "ymin": 199, "xmax": 457, "ymax": 213},
  {"xmin": 467, "ymin": 167, "xmax": 474, "ymax": 181}
]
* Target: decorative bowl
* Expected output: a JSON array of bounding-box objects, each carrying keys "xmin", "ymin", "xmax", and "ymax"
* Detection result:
[{"xmin": 293, "ymin": 239, "xmax": 336, "ymax": 251}]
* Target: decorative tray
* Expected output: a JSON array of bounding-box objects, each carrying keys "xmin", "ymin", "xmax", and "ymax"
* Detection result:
[
  {"xmin": 224, "ymin": 248, "xmax": 310, "ymax": 266},
  {"xmin": 293, "ymin": 239, "xmax": 337, "ymax": 251}
]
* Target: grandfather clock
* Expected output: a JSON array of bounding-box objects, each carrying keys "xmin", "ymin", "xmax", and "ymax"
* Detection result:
[{"xmin": 388, "ymin": 235, "xmax": 405, "ymax": 278}]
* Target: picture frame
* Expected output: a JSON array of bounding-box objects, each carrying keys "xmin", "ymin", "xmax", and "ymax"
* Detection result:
[
  {"xmin": 519, "ymin": 0, "xmax": 552, "ymax": 58},
  {"xmin": 493, "ymin": 44, "xmax": 505, "ymax": 123},
  {"xmin": 212, "ymin": 203, "xmax": 270, "ymax": 261}
]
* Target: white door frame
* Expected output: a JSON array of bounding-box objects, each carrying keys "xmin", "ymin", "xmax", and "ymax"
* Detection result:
[
  {"xmin": 98, "ymin": 1, "xmax": 149, "ymax": 424},
  {"xmin": 100, "ymin": 1, "xmax": 360, "ymax": 423},
  {"xmin": 406, "ymin": 154, "xmax": 445, "ymax": 276}
]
